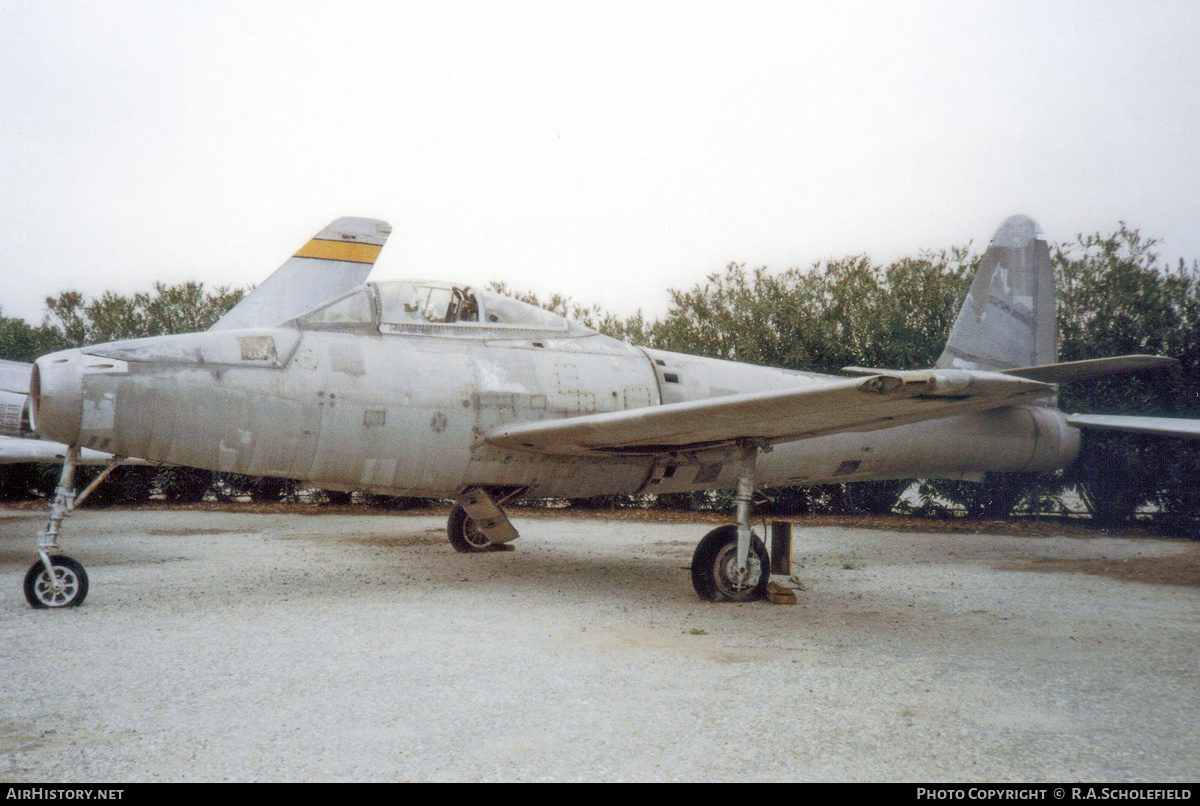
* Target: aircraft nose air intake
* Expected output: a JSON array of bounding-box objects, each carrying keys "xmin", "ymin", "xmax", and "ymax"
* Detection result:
[{"xmin": 30, "ymin": 351, "xmax": 85, "ymax": 445}]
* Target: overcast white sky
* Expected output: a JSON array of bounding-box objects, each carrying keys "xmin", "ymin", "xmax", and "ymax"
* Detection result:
[{"xmin": 2, "ymin": 0, "xmax": 1198, "ymax": 325}]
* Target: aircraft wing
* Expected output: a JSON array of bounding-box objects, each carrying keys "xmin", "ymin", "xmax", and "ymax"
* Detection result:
[
  {"xmin": 1066, "ymin": 414, "xmax": 1200, "ymax": 439},
  {"xmin": 487, "ymin": 370, "xmax": 1053, "ymax": 456}
]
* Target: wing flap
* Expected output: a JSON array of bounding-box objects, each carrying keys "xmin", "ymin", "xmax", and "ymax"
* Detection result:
[{"xmin": 488, "ymin": 370, "xmax": 1053, "ymax": 456}]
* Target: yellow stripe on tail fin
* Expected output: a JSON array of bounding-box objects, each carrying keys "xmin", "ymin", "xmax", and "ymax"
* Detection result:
[{"xmin": 292, "ymin": 238, "xmax": 383, "ymax": 264}]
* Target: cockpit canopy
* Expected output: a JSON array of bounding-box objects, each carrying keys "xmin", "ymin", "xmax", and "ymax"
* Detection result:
[{"xmin": 296, "ymin": 281, "xmax": 583, "ymax": 335}]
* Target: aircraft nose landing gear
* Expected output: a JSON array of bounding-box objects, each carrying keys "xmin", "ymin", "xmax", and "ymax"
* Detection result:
[{"xmin": 23, "ymin": 445, "xmax": 123, "ymax": 609}]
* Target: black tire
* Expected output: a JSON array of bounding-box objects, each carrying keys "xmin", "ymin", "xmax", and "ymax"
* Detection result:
[
  {"xmin": 690, "ymin": 525, "xmax": 769, "ymax": 602},
  {"xmin": 447, "ymin": 505, "xmax": 495, "ymax": 553},
  {"xmin": 24, "ymin": 555, "xmax": 89, "ymax": 609}
]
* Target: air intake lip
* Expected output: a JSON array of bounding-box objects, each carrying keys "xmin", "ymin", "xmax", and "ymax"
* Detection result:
[{"xmin": 28, "ymin": 351, "xmax": 85, "ymax": 445}]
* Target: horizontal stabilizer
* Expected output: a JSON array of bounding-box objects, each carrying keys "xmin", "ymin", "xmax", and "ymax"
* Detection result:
[
  {"xmin": 488, "ymin": 369, "xmax": 1053, "ymax": 456},
  {"xmin": 845, "ymin": 355, "xmax": 1177, "ymax": 384},
  {"xmin": 210, "ymin": 217, "xmax": 392, "ymax": 331},
  {"xmin": 1066, "ymin": 414, "xmax": 1200, "ymax": 439},
  {"xmin": 1002, "ymin": 355, "xmax": 1177, "ymax": 384}
]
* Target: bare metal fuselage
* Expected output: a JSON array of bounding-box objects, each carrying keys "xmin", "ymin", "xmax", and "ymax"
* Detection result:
[{"xmin": 31, "ymin": 322, "xmax": 1080, "ymax": 498}]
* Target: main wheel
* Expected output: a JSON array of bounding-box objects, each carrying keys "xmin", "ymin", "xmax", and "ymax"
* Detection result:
[
  {"xmin": 691, "ymin": 525, "xmax": 769, "ymax": 602},
  {"xmin": 24, "ymin": 555, "xmax": 89, "ymax": 609},
  {"xmin": 447, "ymin": 505, "xmax": 495, "ymax": 553}
]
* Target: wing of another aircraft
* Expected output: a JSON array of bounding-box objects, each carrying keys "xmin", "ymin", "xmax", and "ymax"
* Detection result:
[
  {"xmin": 0, "ymin": 435, "xmax": 133, "ymax": 465},
  {"xmin": 487, "ymin": 369, "xmax": 1053, "ymax": 456},
  {"xmin": 209, "ymin": 217, "xmax": 392, "ymax": 331}
]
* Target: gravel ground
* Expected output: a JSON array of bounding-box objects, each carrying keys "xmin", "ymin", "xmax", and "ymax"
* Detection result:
[{"xmin": 0, "ymin": 506, "xmax": 1197, "ymax": 782}]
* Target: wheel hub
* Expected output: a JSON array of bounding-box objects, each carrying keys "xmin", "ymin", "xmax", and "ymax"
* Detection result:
[
  {"xmin": 33, "ymin": 566, "xmax": 79, "ymax": 607},
  {"xmin": 714, "ymin": 544, "xmax": 762, "ymax": 598},
  {"xmin": 462, "ymin": 518, "xmax": 492, "ymax": 549}
]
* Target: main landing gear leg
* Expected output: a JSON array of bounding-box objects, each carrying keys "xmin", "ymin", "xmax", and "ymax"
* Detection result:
[
  {"xmin": 24, "ymin": 447, "xmax": 122, "ymax": 609},
  {"xmin": 691, "ymin": 447, "xmax": 769, "ymax": 602}
]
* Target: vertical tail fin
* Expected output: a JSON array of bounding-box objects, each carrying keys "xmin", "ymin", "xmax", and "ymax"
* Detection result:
[
  {"xmin": 210, "ymin": 217, "xmax": 392, "ymax": 331},
  {"xmin": 936, "ymin": 214, "xmax": 1056, "ymax": 371}
]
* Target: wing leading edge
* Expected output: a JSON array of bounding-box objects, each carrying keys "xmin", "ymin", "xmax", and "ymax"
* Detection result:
[{"xmin": 487, "ymin": 370, "xmax": 1053, "ymax": 457}]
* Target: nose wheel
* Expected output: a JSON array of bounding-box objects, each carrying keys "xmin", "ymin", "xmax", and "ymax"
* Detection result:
[{"xmin": 24, "ymin": 555, "xmax": 89, "ymax": 608}]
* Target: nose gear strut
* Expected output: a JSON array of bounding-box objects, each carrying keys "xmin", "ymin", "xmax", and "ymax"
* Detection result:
[{"xmin": 25, "ymin": 445, "xmax": 125, "ymax": 609}]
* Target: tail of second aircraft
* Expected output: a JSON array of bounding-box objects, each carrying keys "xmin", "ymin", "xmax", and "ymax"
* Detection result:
[{"xmin": 936, "ymin": 215, "xmax": 1057, "ymax": 372}]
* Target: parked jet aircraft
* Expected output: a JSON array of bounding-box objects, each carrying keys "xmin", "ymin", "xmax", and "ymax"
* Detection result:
[{"xmin": 13, "ymin": 215, "xmax": 1200, "ymax": 608}]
